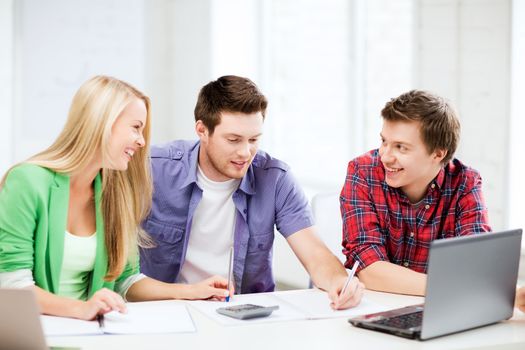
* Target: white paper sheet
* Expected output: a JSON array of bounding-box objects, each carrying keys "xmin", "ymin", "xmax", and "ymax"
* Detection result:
[
  {"xmin": 275, "ymin": 289, "xmax": 387, "ymax": 319},
  {"xmin": 103, "ymin": 301, "xmax": 195, "ymax": 334},
  {"xmin": 188, "ymin": 289, "xmax": 389, "ymax": 326},
  {"xmin": 41, "ymin": 315, "xmax": 101, "ymax": 336},
  {"xmin": 41, "ymin": 300, "xmax": 195, "ymax": 336},
  {"xmin": 189, "ymin": 293, "xmax": 305, "ymax": 326}
]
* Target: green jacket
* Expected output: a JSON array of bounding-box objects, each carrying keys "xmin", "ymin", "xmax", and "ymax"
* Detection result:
[{"xmin": 0, "ymin": 164, "xmax": 138, "ymax": 298}]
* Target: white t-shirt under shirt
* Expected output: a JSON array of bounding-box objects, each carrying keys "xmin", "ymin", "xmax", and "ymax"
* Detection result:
[{"xmin": 177, "ymin": 166, "xmax": 240, "ymax": 284}]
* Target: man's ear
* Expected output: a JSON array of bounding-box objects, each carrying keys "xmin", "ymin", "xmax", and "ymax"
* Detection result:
[
  {"xmin": 434, "ymin": 149, "xmax": 448, "ymax": 163},
  {"xmin": 195, "ymin": 120, "xmax": 208, "ymax": 140}
]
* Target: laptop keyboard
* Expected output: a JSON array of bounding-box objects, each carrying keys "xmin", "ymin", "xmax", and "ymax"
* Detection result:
[{"xmin": 373, "ymin": 311, "xmax": 423, "ymax": 329}]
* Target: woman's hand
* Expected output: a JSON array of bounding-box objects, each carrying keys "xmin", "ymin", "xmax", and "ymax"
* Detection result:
[{"xmin": 73, "ymin": 288, "xmax": 127, "ymax": 320}]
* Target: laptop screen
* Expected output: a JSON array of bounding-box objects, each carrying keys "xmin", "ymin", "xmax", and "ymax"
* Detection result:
[
  {"xmin": 0, "ymin": 288, "xmax": 48, "ymax": 350},
  {"xmin": 421, "ymin": 229, "xmax": 522, "ymax": 339}
]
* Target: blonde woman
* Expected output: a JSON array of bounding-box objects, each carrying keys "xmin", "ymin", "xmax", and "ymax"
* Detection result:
[{"xmin": 0, "ymin": 76, "xmax": 230, "ymax": 320}]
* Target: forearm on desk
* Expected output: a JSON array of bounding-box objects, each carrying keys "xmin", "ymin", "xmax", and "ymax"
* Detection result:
[
  {"xmin": 1, "ymin": 270, "xmax": 88, "ymax": 318},
  {"xmin": 33, "ymin": 286, "xmax": 86, "ymax": 318},
  {"xmin": 358, "ymin": 261, "xmax": 426, "ymax": 296},
  {"xmin": 125, "ymin": 277, "xmax": 193, "ymax": 301}
]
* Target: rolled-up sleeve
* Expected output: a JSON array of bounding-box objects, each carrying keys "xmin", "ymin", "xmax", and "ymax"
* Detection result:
[
  {"xmin": 340, "ymin": 160, "xmax": 388, "ymax": 272},
  {"xmin": 115, "ymin": 273, "xmax": 147, "ymax": 301},
  {"xmin": 115, "ymin": 252, "xmax": 144, "ymax": 300},
  {"xmin": 0, "ymin": 269, "xmax": 35, "ymax": 288},
  {"xmin": 0, "ymin": 167, "xmax": 40, "ymax": 272},
  {"xmin": 455, "ymin": 173, "xmax": 491, "ymax": 235}
]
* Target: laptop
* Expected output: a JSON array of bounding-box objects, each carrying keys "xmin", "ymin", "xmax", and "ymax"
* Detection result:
[
  {"xmin": 348, "ymin": 229, "xmax": 522, "ymax": 340},
  {"xmin": 0, "ymin": 288, "xmax": 79, "ymax": 350}
]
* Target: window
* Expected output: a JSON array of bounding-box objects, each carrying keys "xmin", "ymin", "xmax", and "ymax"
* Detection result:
[
  {"xmin": 509, "ymin": 0, "xmax": 525, "ymax": 245},
  {"xmin": 260, "ymin": 0, "xmax": 414, "ymax": 193}
]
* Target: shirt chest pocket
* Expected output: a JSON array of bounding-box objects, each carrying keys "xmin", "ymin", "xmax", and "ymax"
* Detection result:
[
  {"xmin": 247, "ymin": 232, "xmax": 274, "ymax": 253},
  {"xmin": 142, "ymin": 219, "xmax": 185, "ymax": 264},
  {"xmin": 244, "ymin": 231, "xmax": 275, "ymax": 276}
]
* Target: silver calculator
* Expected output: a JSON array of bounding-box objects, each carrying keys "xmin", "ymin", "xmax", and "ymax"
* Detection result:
[{"xmin": 216, "ymin": 304, "xmax": 279, "ymax": 320}]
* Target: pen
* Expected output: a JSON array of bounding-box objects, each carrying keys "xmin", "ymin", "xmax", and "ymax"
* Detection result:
[
  {"xmin": 340, "ymin": 260, "xmax": 359, "ymax": 297},
  {"xmin": 96, "ymin": 314, "xmax": 105, "ymax": 331},
  {"xmin": 226, "ymin": 246, "xmax": 234, "ymax": 302}
]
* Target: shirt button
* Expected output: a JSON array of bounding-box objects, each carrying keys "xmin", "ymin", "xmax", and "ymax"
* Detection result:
[
  {"xmin": 410, "ymin": 232, "xmax": 414, "ymax": 237},
  {"xmin": 425, "ymin": 204, "xmax": 430, "ymax": 210},
  {"xmin": 403, "ymin": 262, "xmax": 409, "ymax": 267},
  {"xmin": 431, "ymin": 183, "xmax": 435, "ymax": 189},
  {"xmin": 243, "ymin": 209, "xmax": 247, "ymax": 214}
]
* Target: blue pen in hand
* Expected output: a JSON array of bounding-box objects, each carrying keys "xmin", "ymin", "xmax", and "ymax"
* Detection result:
[{"xmin": 226, "ymin": 246, "xmax": 234, "ymax": 302}]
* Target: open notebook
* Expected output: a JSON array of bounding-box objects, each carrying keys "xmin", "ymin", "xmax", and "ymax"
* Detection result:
[
  {"xmin": 189, "ymin": 288, "xmax": 388, "ymax": 326},
  {"xmin": 42, "ymin": 300, "xmax": 196, "ymax": 336}
]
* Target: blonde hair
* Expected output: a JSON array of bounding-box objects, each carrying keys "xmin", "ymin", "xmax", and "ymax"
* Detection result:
[{"xmin": 6, "ymin": 75, "xmax": 152, "ymax": 281}]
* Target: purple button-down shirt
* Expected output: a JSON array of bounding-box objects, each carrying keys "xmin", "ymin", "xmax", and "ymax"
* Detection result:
[{"xmin": 140, "ymin": 140, "xmax": 314, "ymax": 293}]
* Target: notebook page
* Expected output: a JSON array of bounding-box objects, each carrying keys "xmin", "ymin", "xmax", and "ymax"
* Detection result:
[
  {"xmin": 275, "ymin": 289, "xmax": 388, "ymax": 319},
  {"xmin": 188, "ymin": 293, "xmax": 305, "ymax": 326},
  {"xmin": 41, "ymin": 315, "xmax": 101, "ymax": 336},
  {"xmin": 102, "ymin": 301, "xmax": 196, "ymax": 334}
]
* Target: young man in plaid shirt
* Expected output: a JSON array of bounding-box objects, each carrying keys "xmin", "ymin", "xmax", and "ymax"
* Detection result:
[{"xmin": 340, "ymin": 90, "xmax": 491, "ymax": 295}]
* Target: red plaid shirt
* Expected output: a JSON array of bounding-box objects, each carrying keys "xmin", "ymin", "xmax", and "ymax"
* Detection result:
[{"xmin": 340, "ymin": 149, "xmax": 491, "ymax": 273}]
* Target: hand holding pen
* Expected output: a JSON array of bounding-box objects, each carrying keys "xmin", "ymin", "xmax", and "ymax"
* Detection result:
[
  {"xmin": 189, "ymin": 247, "xmax": 235, "ymax": 301},
  {"xmin": 330, "ymin": 261, "xmax": 365, "ymax": 310},
  {"xmin": 341, "ymin": 261, "xmax": 360, "ymax": 296},
  {"xmin": 190, "ymin": 275, "xmax": 232, "ymax": 300}
]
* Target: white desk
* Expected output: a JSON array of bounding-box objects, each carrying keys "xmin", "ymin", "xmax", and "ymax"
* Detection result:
[{"xmin": 48, "ymin": 290, "xmax": 525, "ymax": 350}]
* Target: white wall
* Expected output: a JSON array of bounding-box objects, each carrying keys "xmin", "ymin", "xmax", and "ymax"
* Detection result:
[
  {"xmin": 2, "ymin": 0, "xmax": 145, "ymax": 173},
  {"xmin": 146, "ymin": 0, "xmax": 214, "ymax": 143},
  {"xmin": 144, "ymin": 0, "xmax": 180, "ymax": 143},
  {"xmin": 510, "ymin": 0, "xmax": 525, "ymax": 283},
  {"xmin": 169, "ymin": 0, "xmax": 212, "ymax": 140},
  {"xmin": 415, "ymin": 0, "xmax": 511, "ymax": 230},
  {"xmin": 0, "ymin": 0, "xmax": 14, "ymax": 176},
  {"xmin": 361, "ymin": 0, "xmax": 415, "ymax": 152},
  {"xmin": 144, "ymin": 0, "xmax": 261, "ymax": 144},
  {"xmin": 509, "ymin": 0, "xmax": 525, "ymax": 231}
]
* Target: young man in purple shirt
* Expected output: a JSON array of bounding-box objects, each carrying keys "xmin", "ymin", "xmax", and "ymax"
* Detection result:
[{"xmin": 140, "ymin": 75, "xmax": 363, "ymax": 309}]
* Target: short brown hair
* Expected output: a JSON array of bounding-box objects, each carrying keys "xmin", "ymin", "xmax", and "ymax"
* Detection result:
[
  {"xmin": 194, "ymin": 75, "xmax": 268, "ymax": 134},
  {"xmin": 381, "ymin": 90, "xmax": 460, "ymax": 164}
]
